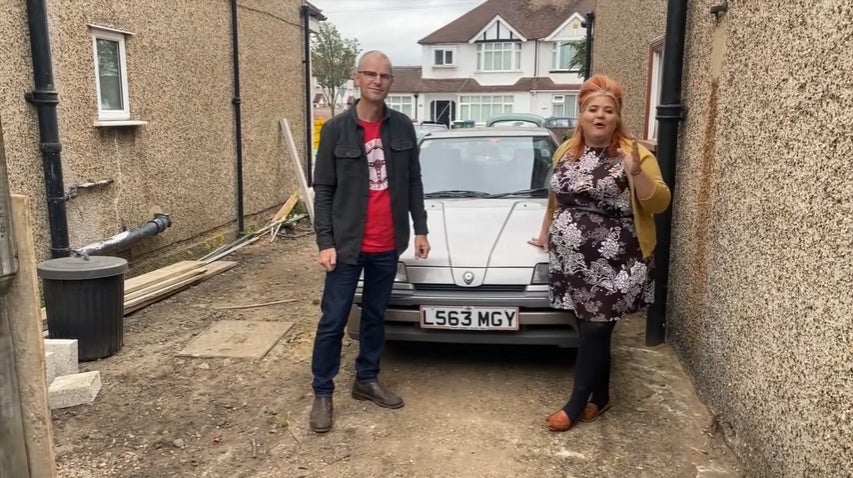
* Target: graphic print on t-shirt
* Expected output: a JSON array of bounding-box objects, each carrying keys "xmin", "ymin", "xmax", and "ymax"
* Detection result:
[
  {"xmin": 365, "ymin": 138, "xmax": 388, "ymax": 191},
  {"xmin": 359, "ymin": 118, "xmax": 395, "ymax": 252}
]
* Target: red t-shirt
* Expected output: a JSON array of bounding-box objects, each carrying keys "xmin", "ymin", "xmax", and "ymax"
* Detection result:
[{"xmin": 359, "ymin": 119, "xmax": 395, "ymax": 252}]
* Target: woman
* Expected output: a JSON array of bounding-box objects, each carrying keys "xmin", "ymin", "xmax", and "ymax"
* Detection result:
[{"xmin": 529, "ymin": 74, "xmax": 671, "ymax": 432}]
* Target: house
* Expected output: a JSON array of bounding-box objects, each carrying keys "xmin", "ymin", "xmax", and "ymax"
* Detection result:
[
  {"xmin": 388, "ymin": 0, "xmax": 595, "ymax": 126},
  {"xmin": 312, "ymin": 78, "xmax": 357, "ymax": 109},
  {"xmin": 0, "ymin": 1, "xmax": 322, "ymax": 267},
  {"xmin": 594, "ymin": 2, "xmax": 851, "ymax": 476}
]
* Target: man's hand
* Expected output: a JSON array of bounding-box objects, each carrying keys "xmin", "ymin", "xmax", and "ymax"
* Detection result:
[
  {"xmin": 319, "ymin": 248, "xmax": 337, "ymax": 272},
  {"xmin": 414, "ymin": 235, "xmax": 430, "ymax": 259}
]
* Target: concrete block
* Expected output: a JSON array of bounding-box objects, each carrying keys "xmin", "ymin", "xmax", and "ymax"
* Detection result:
[
  {"xmin": 44, "ymin": 339, "xmax": 78, "ymax": 377},
  {"xmin": 45, "ymin": 352, "xmax": 57, "ymax": 385},
  {"xmin": 48, "ymin": 371, "xmax": 101, "ymax": 409}
]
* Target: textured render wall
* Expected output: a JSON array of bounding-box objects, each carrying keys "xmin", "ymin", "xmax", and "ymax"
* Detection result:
[
  {"xmin": 1, "ymin": 0, "xmax": 305, "ymax": 264},
  {"xmin": 667, "ymin": 1, "xmax": 852, "ymax": 476},
  {"xmin": 591, "ymin": 0, "xmax": 667, "ymax": 137},
  {"xmin": 237, "ymin": 0, "xmax": 305, "ymax": 217},
  {"xmin": 0, "ymin": 2, "xmax": 49, "ymax": 259}
]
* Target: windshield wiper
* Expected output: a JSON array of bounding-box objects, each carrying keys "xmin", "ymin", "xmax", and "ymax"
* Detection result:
[
  {"xmin": 424, "ymin": 190, "xmax": 491, "ymax": 198},
  {"xmin": 487, "ymin": 188, "xmax": 549, "ymax": 198}
]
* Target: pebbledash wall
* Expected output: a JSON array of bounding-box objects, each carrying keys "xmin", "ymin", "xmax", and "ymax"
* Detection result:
[
  {"xmin": 0, "ymin": 0, "xmax": 307, "ymax": 269},
  {"xmin": 594, "ymin": 0, "xmax": 852, "ymax": 476}
]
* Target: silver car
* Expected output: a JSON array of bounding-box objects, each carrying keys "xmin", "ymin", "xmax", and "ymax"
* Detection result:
[{"xmin": 347, "ymin": 128, "xmax": 578, "ymax": 347}]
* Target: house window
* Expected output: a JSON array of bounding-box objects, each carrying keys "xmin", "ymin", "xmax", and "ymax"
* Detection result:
[
  {"xmin": 644, "ymin": 38, "xmax": 665, "ymax": 141},
  {"xmin": 552, "ymin": 41, "xmax": 581, "ymax": 71},
  {"xmin": 477, "ymin": 42, "xmax": 521, "ymax": 71},
  {"xmin": 459, "ymin": 95, "xmax": 513, "ymax": 123},
  {"xmin": 387, "ymin": 95, "xmax": 414, "ymax": 118},
  {"xmin": 91, "ymin": 29, "xmax": 130, "ymax": 121},
  {"xmin": 552, "ymin": 94, "xmax": 578, "ymax": 118},
  {"xmin": 434, "ymin": 49, "xmax": 455, "ymax": 67}
]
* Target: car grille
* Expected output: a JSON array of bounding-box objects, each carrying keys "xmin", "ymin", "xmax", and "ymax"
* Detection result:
[{"xmin": 413, "ymin": 284, "xmax": 527, "ymax": 293}]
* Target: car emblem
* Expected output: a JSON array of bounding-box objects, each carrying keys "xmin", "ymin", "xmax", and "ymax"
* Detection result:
[{"xmin": 463, "ymin": 270, "xmax": 475, "ymax": 285}]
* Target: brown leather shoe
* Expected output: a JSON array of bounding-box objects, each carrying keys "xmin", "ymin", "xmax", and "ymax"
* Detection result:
[
  {"xmin": 545, "ymin": 410, "xmax": 573, "ymax": 432},
  {"xmin": 351, "ymin": 380, "xmax": 404, "ymax": 409},
  {"xmin": 579, "ymin": 402, "xmax": 611, "ymax": 423},
  {"xmin": 309, "ymin": 397, "xmax": 333, "ymax": 433}
]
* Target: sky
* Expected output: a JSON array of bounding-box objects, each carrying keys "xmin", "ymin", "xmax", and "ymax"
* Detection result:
[{"xmin": 310, "ymin": 0, "xmax": 486, "ymax": 66}]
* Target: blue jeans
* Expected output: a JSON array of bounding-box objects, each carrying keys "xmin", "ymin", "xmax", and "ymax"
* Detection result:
[{"xmin": 311, "ymin": 250, "xmax": 398, "ymax": 397}]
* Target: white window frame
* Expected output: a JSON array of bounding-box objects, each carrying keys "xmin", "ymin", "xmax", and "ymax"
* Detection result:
[
  {"xmin": 645, "ymin": 40, "xmax": 665, "ymax": 141},
  {"xmin": 387, "ymin": 95, "xmax": 414, "ymax": 118},
  {"xmin": 552, "ymin": 93, "xmax": 578, "ymax": 118},
  {"xmin": 433, "ymin": 48, "xmax": 456, "ymax": 67},
  {"xmin": 458, "ymin": 95, "xmax": 514, "ymax": 124},
  {"xmin": 476, "ymin": 42, "xmax": 522, "ymax": 72},
  {"xmin": 91, "ymin": 29, "xmax": 130, "ymax": 121},
  {"xmin": 551, "ymin": 41, "xmax": 581, "ymax": 72}
]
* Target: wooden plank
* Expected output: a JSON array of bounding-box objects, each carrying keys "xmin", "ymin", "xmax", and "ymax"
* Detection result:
[
  {"xmin": 8, "ymin": 194, "xmax": 58, "ymax": 477},
  {"xmin": 280, "ymin": 118, "xmax": 314, "ymax": 224},
  {"xmin": 124, "ymin": 274, "xmax": 206, "ymax": 313},
  {"xmin": 123, "ymin": 267, "xmax": 206, "ymax": 301},
  {"xmin": 271, "ymin": 191, "xmax": 300, "ymax": 223},
  {"xmin": 123, "ymin": 261, "xmax": 237, "ymax": 315},
  {"xmin": 197, "ymin": 260, "xmax": 238, "ymax": 279},
  {"xmin": 124, "ymin": 260, "xmax": 204, "ymax": 294}
]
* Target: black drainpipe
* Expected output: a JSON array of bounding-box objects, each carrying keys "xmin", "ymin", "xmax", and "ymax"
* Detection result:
[
  {"xmin": 24, "ymin": 0, "xmax": 70, "ymax": 258},
  {"xmin": 75, "ymin": 213, "xmax": 171, "ymax": 257},
  {"xmin": 301, "ymin": 5, "xmax": 314, "ymax": 186},
  {"xmin": 646, "ymin": 0, "xmax": 688, "ymax": 346},
  {"xmin": 582, "ymin": 12, "xmax": 595, "ymax": 80},
  {"xmin": 229, "ymin": 0, "xmax": 245, "ymax": 235}
]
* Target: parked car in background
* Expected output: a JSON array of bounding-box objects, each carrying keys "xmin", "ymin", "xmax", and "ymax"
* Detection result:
[
  {"xmin": 542, "ymin": 116, "xmax": 577, "ymax": 141},
  {"xmin": 347, "ymin": 128, "xmax": 577, "ymax": 347},
  {"xmin": 485, "ymin": 113, "xmax": 545, "ymax": 128},
  {"xmin": 413, "ymin": 121, "xmax": 448, "ymax": 140}
]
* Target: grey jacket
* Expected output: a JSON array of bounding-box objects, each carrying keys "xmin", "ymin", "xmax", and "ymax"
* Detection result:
[{"xmin": 313, "ymin": 100, "xmax": 428, "ymax": 265}]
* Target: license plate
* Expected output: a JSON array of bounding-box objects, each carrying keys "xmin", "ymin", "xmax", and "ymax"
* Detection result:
[{"xmin": 420, "ymin": 306, "xmax": 519, "ymax": 331}]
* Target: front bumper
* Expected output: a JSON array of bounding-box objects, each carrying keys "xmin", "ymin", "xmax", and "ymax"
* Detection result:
[{"xmin": 346, "ymin": 283, "xmax": 578, "ymax": 347}]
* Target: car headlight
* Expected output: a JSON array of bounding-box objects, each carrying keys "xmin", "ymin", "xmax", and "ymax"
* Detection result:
[
  {"xmin": 531, "ymin": 262, "xmax": 549, "ymax": 284},
  {"xmin": 394, "ymin": 262, "xmax": 408, "ymax": 282}
]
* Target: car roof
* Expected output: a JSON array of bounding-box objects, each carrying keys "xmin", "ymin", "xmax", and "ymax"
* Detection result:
[
  {"xmin": 420, "ymin": 127, "xmax": 554, "ymax": 139},
  {"xmin": 486, "ymin": 113, "xmax": 545, "ymax": 124}
]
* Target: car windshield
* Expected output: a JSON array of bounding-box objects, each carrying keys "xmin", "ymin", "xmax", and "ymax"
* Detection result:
[{"xmin": 418, "ymin": 135, "xmax": 556, "ymax": 196}]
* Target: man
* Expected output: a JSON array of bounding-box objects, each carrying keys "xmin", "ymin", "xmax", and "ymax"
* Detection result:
[{"xmin": 309, "ymin": 51, "xmax": 430, "ymax": 433}]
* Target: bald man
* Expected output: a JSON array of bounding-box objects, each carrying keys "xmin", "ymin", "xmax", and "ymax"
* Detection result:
[{"xmin": 310, "ymin": 51, "xmax": 430, "ymax": 433}]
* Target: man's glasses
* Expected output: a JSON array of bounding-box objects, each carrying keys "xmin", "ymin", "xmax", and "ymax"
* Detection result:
[{"xmin": 358, "ymin": 70, "xmax": 394, "ymax": 82}]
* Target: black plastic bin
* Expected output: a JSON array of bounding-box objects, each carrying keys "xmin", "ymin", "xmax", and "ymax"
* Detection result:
[{"xmin": 37, "ymin": 256, "xmax": 128, "ymax": 361}]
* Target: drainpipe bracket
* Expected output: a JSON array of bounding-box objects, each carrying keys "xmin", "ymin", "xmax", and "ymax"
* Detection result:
[
  {"xmin": 710, "ymin": 1, "xmax": 728, "ymax": 20},
  {"xmin": 656, "ymin": 103, "xmax": 687, "ymax": 121},
  {"xmin": 25, "ymin": 89, "xmax": 59, "ymax": 105}
]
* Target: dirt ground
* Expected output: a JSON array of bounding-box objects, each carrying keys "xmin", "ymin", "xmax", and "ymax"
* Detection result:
[{"xmin": 52, "ymin": 230, "xmax": 743, "ymax": 478}]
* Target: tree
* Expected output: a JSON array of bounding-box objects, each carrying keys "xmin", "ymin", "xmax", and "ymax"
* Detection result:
[
  {"xmin": 311, "ymin": 23, "xmax": 360, "ymax": 117},
  {"xmin": 567, "ymin": 40, "xmax": 586, "ymax": 78}
]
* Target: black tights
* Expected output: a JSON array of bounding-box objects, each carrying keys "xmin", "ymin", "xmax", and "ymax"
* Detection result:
[{"xmin": 562, "ymin": 320, "xmax": 616, "ymax": 422}]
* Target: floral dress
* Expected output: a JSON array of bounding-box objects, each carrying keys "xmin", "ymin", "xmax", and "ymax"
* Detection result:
[{"xmin": 548, "ymin": 146, "xmax": 654, "ymax": 322}]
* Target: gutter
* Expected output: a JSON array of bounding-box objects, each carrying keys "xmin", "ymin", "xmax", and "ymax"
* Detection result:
[
  {"xmin": 645, "ymin": 0, "xmax": 689, "ymax": 346},
  {"xmin": 24, "ymin": 0, "xmax": 71, "ymax": 258},
  {"xmin": 229, "ymin": 0, "xmax": 245, "ymax": 235}
]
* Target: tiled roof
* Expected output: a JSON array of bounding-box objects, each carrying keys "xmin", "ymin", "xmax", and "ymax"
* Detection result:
[
  {"xmin": 419, "ymin": 0, "xmax": 595, "ymax": 44},
  {"xmin": 390, "ymin": 67, "xmax": 581, "ymax": 94}
]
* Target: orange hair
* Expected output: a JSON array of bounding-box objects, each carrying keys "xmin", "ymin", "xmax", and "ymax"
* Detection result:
[{"xmin": 563, "ymin": 74, "xmax": 632, "ymax": 161}]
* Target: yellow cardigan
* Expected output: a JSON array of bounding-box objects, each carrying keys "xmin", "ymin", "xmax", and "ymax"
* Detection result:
[{"xmin": 546, "ymin": 138, "xmax": 671, "ymax": 258}]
